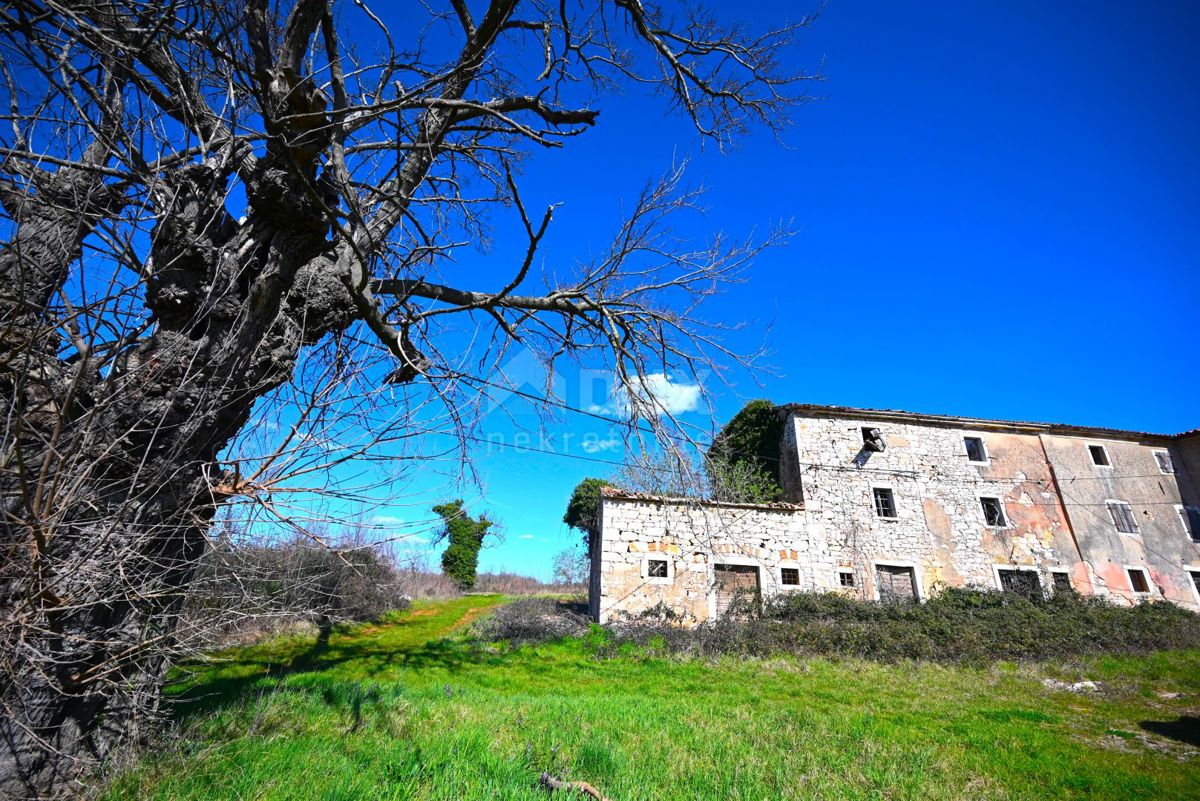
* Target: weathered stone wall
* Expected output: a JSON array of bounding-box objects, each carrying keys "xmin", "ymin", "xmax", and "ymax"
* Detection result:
[
  {"xmin": 594, "ymin": 495, "xmax": 810, "ymax": 624},
  {"xmin": 1040, "ymin": 433, "xmax": 1200, "ymax": 607},
  {"xmin": 786, "ymin": 414, "xmax": 1087, "ymax": 602},
  {"xmin": 592, "ymin": 410, "xmax": 1200, "ymax": 623}
]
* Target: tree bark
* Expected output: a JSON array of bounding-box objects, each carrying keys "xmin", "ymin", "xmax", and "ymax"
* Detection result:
[{"xmin": 0, "ymin": 155, "xmax": 350, "ymax": 797}]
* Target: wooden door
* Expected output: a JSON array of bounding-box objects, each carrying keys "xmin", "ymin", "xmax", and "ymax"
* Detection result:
[
  {"xmin": 714, "ymin": 563, "xmax": 761, "ymax": 616},
  {"xmin": 875, "ymin": 564, "xmax": 916, "ymax": 602}
]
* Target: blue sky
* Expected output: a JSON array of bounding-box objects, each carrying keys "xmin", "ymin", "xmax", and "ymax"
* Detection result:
[{"xmin": 351, "ymin": 1, "xmax": 1200, "ymax": 576}]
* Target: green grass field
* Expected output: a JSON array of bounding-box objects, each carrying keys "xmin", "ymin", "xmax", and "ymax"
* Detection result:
[{"xmin": 106, "ymin": 596, "xmax": 1200, "ymax": 800}]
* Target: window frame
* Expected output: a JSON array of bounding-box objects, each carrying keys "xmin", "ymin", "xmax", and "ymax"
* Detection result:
[
  {"xmin": 993, "ymin": 565, "xmax": 1044, "ymax": 599},
  {"xmin": 1049, "ymin": 569, "xmax": 1073, "ymax": 595},
  {"xmin": 871, "ymin": 486, "xmax": 898, "ymax": 520},
  {"xmin": 978, "ymin": 495, "xmax": 1009, "ymax": 528},
  {"xmin": 1187, "ymin": 568, "xmax": 1200, "ymax": 607},
  {"xmin": 1105, "ymin": 499, "xmax": 1139, "ymax": 535},
  {"xmin": 1088, "ymin": 443, "xmax": 1112, "ymax": 467},
  {"xmin": 963, "ymin": 435, "xmax": 989, "ymax": 465},
  {"xmin": 778, "ymin": 565, "xmax": 801, "ymax": 588},
  {"xmin": 1153, "ymin": 449, "xmax": 1175, "ymax": 475},
  {"xmin": 871, "ymin": 559, "xmax": 922, "ymax": 602},
  {"xmin": 1124, "ymin": 565, "xmax": 1151, "ymax": 596},
  {"xmin": 1177, "ymin": 505, "xmax": 1200, "ymax": 542},
  {"xmin": 642, "ymin": 555, "xmax": 673, "ymax": 585},
  {"xmin": 837, "ymin": 568, "xmax": 856, "ymax": 589}
]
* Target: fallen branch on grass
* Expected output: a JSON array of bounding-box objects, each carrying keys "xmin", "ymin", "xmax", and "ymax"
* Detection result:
[{"xmin": 540, "ymin": 771, "xmax": 611, "ymax": 800}]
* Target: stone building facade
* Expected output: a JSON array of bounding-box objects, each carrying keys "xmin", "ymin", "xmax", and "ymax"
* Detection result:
[{"xmin": 589, "ymin": 404, "xmax": 1200, "ymax": 624}]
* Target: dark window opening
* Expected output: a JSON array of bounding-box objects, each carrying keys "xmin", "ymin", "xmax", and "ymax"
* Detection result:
[
  {"xmin": 647, "ymin": 559, "xmax": 668, "ymax": 578},
  {"xmin": 964, "ymin": 436, "xmax": 987, "ymax": 463},
  {"xmin": 1051, "ymin": 572, "xmax": 1073, "ymax": 594},
  {"xmin": 980, "ymin": 497, "xmax": 1007, "ymax": 527},
  {"xmin": 1189, "ymin": 571, "xmax": 1200, "ymax": 597},
  {"xmin": 1154, "ymin": 450, "xmax": 1175, "ymax": 474},
  {"xmin": 998, "ymin": 569, "xmax": 1042, "ymax": 600},
  {"xmin": 873, "ymin": 487, "xmax": 897, "ymax": 518},
  {"xmin": 839, "ymin": 571, "xmax": 855, "ymax": 588},
  {"xmin": 1107, "ymin": 501, "xmax": 1138, "ymax": 534},
  {"xmin": 1183, "ymin": 507, "xmax": 1200, "ymax": 542},
  {"xmin": 1127, "ymin": 568, "xmax": 1150, "ymax": 594},
  {"xmin": 780, "ymin": 567, "xmax": 800, "ymax": 586},
  {"xmin": 1088, "ymin": 444, "xmax": 1110, "ymax": 466},
  {"xmin": 861, "ymin": 427, "xmax": 886, "ymax": 453}
]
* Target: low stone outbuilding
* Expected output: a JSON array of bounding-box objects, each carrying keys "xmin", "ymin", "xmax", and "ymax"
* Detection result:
[{"xmin": 589, "ymin": 404, "xmax": 1200, "ymax": 624}]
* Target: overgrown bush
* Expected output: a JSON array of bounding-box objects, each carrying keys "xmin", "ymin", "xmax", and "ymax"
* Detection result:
[
  {"xmin": 188, "ymin": 533, "xmax": 412, "ymax": 644},
  {"xmin": 495, "ymin": 588, "xmax": 1200, "ymax": 664},
  {"xmin": 473, "ymin": 598, "xmax": 590, "ymax": 647}
]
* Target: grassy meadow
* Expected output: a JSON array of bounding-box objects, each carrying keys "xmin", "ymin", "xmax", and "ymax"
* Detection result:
[{"xmin": 106, "ymin": 595, "xmax": 1200, "ymax": 800}]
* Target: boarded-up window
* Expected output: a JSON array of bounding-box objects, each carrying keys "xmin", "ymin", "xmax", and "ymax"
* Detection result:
[
  {"xmin": 980, "ymin": 496, "xmax": 1007, "ymax": 527},
  {"xmin": 1051, "ymin": 572, "xmax": 1073, "ymax": 594},
  {"xmin": 872, "ymin": 487, "xmax": 897, "ymax": 518},
  {"xmin": 1127, "ymin": 568, "xmax": 1150, "ymax": 594},
  {"xmin": 780, "ymin": 567, "xmax": 800, "ymax": 586},
  {"xmin": 714, "ymin": 564, "xmax": 761, "ymax": 616},
  {"xmin": 964, "ymin": 436, "xmax": 987, "ymax": 463},
  {"xmin": 1154, "ymin": 450, "xmax": 1175, "ymax": 474},
  {"xmin": 875, "ymin": 564, "xmax": 916, "ymax": 602},
  {"xmin": 998, "ymin": 568, "xmax": 1042, "ymax": 600},
  {"xmin": 1107, "ymin": 501, "xmax": 1138, "ymax": 534},
  {"xmin": 647, "ymin": 559, "xmax": 668, "ymax": 578},
  {"xmin": 1089, "ymin": 444, "xmax": 1110, "ymax": 466}
]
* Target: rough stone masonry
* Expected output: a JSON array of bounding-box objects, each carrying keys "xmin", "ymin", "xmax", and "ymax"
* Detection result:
[{"xmin": 589, "ymin": 404, "xmax": 1200, "ymax": 624}]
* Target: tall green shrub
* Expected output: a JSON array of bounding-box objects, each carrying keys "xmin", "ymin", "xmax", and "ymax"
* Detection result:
[
  {"xmin": 433, "ymin": 500, "xmax": 494, "ymax": 591},
  {"xmin": 706, "ymin": 399, "xmax": 783, "ymax": 502},
  {"xmin": 563, "ymin": 477, "xmax": 612, "ymax": 548}
]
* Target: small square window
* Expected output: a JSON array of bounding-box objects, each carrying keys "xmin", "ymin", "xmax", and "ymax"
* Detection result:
[
  {"xmin": 780, "ymin": 567, "xmax": 800, "ymax": 586},
  {"xmin": 1154, "ymin": 450, "xmax": 1175, "ymax": 474},
  {"xmin": 647, "ymin": 559, "xmax": 668, "ymax": 578},
  {"xmin": 980, "ymin": 496, "xmax": 1007, "ymax": 527},
  {"xmin": 1106, "ymin": 501, "xmax": 1138, "ymax": 534},
  {"xmin": 964, "ymin": 436, "xmax": 987, "ymax": 463},
  {"xmin": 1051, "ymin": 572, "xmax": 1073, "ymax": 594},
  {"xmin": 838, "ymin": 570, "xmax": 855, "ymax": 588},
  {"xmin": 1126, "ymin": 567, "xmax": 1150, "ymax": 594},
  {"xmin": 872, "ymin": 487, "xmax": 897, "ymax": 518},
  {"xmin": 1179, "ymin": 506, "xmax": 1200, "ymax": 542},
  {"xmin": 1088, "ymin": 444, "xmax": 1111, "ymax": 466}
]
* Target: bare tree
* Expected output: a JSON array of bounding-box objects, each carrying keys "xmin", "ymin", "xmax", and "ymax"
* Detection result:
[{"xmin": 0, "ymin": 0, "xmax": 817, "ymax": 795}]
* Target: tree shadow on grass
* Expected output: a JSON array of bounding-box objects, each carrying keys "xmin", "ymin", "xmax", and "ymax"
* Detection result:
[
  {"xmin": 1138, "ymin": 716, "xmax": 1200, "ymax": 747},
  {"xmin": 166, "ymin": 629, "xmax": 512, "ymax": 723}
]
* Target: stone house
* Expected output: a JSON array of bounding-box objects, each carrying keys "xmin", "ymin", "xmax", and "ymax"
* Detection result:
[{"xmin": 589, "ymin": 404, "xmax": 1200, "ymax": 624}]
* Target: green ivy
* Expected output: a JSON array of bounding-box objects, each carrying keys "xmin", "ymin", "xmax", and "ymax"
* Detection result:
[
  {"xmin": 433, "ymin": 500, "xmax": 494, "ymax": 591},
  {"xmin": 706, "ymin": 399, "xmax": 783, "ymax": 502},
  {"xmin": 563, "ymin": 477, "xmax": 612, "ymax": 548}
]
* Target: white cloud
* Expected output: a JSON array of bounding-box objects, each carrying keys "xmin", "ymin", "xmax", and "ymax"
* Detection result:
[
  {"xmin": 371, "ymin": 515, "xmax": 407, "ymax": 526},
  {"xmin": 519, "ymin": 533, "xmax": 536, "ymax": 540},
  {"xmin": 580, "ymin": 436, "xmax": 621, "ymax": 454},
  {"xmin": 589, "ymin": 373, "xmax": 702, "ymax": 417}
]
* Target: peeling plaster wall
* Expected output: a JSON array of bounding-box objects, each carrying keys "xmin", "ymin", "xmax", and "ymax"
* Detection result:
[
  {"xmin": 592, "ymin": 413, "xmax": 1200, "ymax": 623},
  {"xmin": 787, "ymin": 414, "xmax": 1086, "ymax": 602},
  {"xmin": 1040, "ymin": 434, "xmax": 1200, "ymax": 607}
]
